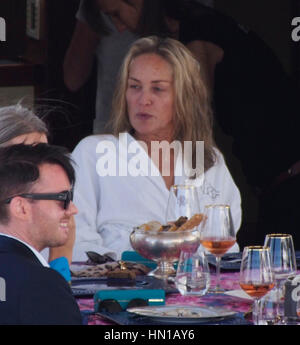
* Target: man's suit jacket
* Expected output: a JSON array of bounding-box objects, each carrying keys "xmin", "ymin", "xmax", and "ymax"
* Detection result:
[{"xmin": 0, "ymin": 235, "xmax": 82, "ymax": 325}]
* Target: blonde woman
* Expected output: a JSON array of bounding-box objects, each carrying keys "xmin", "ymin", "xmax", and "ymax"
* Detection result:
[{"xmin": 72, "ymin": 36, "xmax": 241, "ymax": 260}]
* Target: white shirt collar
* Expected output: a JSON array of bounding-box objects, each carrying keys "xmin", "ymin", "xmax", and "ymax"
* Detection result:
[{"xmin": 0, "ymin": 233, "xmax": 49, "ymax": 267}]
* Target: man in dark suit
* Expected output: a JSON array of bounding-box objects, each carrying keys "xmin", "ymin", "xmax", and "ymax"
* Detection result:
[{"xmin": 0, "ymin": 144, "xmax": 82, "ymax": 325}]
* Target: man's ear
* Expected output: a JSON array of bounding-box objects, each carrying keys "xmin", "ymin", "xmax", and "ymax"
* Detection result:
[{"xmin": 9, "ymin": 197, "xmax": 32, "ymax": 221}]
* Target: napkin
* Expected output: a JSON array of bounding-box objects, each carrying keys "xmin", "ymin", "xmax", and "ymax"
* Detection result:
[
  {"xmin": 71, "ymin": 261, "xmax": 151, "ymax": 278},
  {"xmin": 206, "ymin": 252, "xmax": 242, "ymax": 271},
  {"xmin": 224, "ymin": 289, "xmax": 253, "ymax": 300},
  {"xmin": 121, "ymin": 251, "xmax": 157, "ymax": 269}
]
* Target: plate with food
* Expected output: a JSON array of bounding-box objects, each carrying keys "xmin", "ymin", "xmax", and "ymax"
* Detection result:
[{"xmin": 127, "ymin": 305, "xmax": 237, "ymax": 324}]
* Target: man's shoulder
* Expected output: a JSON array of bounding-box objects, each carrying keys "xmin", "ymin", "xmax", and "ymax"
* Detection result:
[
  {"xmin": 0, "ymin": 237, "xmax": 41, "ymax": 267},
  {"xmin": 0, "ymin": 256, "xmax": 82, "ymax": 325},
  {"xmin": 21, "ymin": 267, "xmax": 82, "ymax": 325},
  {"xmin": 0, "ymin": 249, "xmax": 52, "ymax": 284},
  {"xmin": 0, "ymin": 240, "xmax": 66, "ymax": 289}
]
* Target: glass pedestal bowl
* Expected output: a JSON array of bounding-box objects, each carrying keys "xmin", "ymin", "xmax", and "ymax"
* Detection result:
[{"xmin": 130, "ymin": 227, "xmax": 200, "ymax": 280}]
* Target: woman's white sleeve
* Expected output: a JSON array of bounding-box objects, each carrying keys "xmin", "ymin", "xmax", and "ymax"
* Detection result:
[{"xmin": 71, "ymin": 138, "xmax": 112, "ymax": 261}]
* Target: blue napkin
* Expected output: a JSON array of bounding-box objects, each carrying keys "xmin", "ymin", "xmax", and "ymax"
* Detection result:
[
  {"xmin": 49, "ymin": 256, "xmax": 71, "ymax": 282},
  {"xmin": 121, "ymin": 251, "xmax": 157, "ymax": 269}
]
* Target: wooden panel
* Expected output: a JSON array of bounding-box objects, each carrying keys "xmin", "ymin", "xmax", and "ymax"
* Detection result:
[
  {"xmin": 0, "ymin": 0, "xmax": 26, "ymax": 58},
  {"xmin": 0, "ymin": 86, "xmax": 34, "ymax": 107},
  {"xmin": 0, "ymin": 62, "xmax": 36, "ymax": 86}
]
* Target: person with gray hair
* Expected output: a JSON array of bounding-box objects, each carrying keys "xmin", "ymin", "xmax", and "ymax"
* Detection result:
[
  {"xmin": 0, "ymin": 104, "xmax": 48, "ymax": 147},
  {"xmin": 0, "ymin": 103, "xmax": 76, "ymax": 280}
]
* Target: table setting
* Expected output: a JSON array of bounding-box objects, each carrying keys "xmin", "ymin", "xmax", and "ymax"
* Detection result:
[
  {"xmin": 72, "ymin": 184, "xmax": 300, "ymax": 326},
  {"xmin": 76, "ymin": 265, "xmax": 253, "ymax": 325}
]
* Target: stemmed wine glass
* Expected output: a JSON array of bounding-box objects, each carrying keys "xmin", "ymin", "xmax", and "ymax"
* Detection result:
[
  {"xmin": 264, "ymin": 234, "xmax": 297, "ymax": 321},
  {"xmin": 199, "ymin": 204, "xmax": 236, "ymax": 293},
  {"xmin": 239, "ymin": 246, "xmax": 275, "ymax": 325},
  {"xmin": 166, "ymin": 184, "xmax": 201, "ymax": 224}
]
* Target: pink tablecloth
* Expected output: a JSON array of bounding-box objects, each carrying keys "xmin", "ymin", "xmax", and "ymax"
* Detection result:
[{"xmin": 77, "ymin": 271, "xmax": 253, "ymax": 325}]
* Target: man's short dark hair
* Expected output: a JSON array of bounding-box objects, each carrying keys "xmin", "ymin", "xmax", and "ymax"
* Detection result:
[{"xmin": 0, "ymin": 143, "xmax": 75, "ymax": 224}]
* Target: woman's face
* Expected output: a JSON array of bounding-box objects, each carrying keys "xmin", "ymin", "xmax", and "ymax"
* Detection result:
[
  {"xmin": 126, "ymin": 53, "xmax": 175, "ymax": 140},
  {"xmin": 8, "ymin": 132, "xmax": 48, "ymax": 145},
  {"xmin": 97, "ymin": 0, "xmax": 143, "ymax": 33}
]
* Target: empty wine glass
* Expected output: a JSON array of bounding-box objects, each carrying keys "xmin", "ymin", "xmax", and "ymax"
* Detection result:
[
  {"xmin": 239, "ymin": 246, "xmax": 275, "ymax": 325},
  {"xmin": 199, "ymin": 204, "xmax": 236, "ymax": 293},
  {"xmin": 175, "ymin": 249, "xmax": 210, "ymax": 296},
  {"xmin": 166, "ymin": 184, "xmax": 200, "ymax": 224},
  {"xmin": 264, "ymin": 234, "xmax": 297, "ymax": 321}
]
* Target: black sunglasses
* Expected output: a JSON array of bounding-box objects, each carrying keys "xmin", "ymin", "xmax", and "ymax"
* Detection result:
[
  {"xmin": 98, "ymin": 298, "xmax": 148, "ymax": 313},
  {"xmin": 2, "ymin": 189, "xmax": 74, "ymax": 210}
]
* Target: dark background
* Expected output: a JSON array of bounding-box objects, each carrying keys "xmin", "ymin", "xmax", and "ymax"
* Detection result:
[
  {"xmin": 0, "ymin": 0, "xmax": 96, "ymax": 150},
  {"xmin": 0, "ymin": 0, "xmax": 299, "ymax": 249},
  {"xmin": 0, "ymin": 0, "xmax": 299, "ymax": 149}
]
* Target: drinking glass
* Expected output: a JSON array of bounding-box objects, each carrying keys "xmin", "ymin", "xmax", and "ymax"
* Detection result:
[
  {"xmin": 166, "ymin": 184, "xmax": 200, "ymax": 223},
  {"xmin": 175, "ymin": 250, "xmax": 210, "ymax": 296},
  {"xmin": 239, "ymin": 246, "xmax": 275, "ymax": 325},
  {"xmin": 199, "ymin": 204, "xmax": 236, "ymax": 292},
  {"xmin": 264, "ymin": 234, "xmax": 297, "ymax": 321}
]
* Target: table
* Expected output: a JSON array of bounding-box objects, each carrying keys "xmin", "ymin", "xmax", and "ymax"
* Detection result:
[{"xmin": 76, "ymin": 271, "xmax": 253, "ymax": 325}]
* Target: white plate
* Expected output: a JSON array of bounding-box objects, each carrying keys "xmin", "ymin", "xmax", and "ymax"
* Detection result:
[{"xmin": 127, "ymin": 305, "xmax": 237, "ymax": 324}]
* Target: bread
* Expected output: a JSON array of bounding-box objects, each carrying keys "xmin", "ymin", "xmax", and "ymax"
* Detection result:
[
  {"xmin": 139, "ymin": 221, "xmax": 161, "ymax": 231},
  {"xmin": 177, "ymin": 213, "xmax": 204, "ymax": 231},
  {"xmin": 107, "ymin": 268, "xmax": 136, "ymax": 286},
  {"xmin": 137, "ymin": 214, "xmax": 203, "ymax": 233},
  {"xmin": 107, "ymin": 269, "xmax": 136, "ymax": 280},
  {"xmin": 174, "ymin": 216, "xmax": 188, "ymax": 227}
]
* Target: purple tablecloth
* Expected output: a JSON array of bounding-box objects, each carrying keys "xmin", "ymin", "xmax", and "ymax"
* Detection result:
[{"xmin": 77, "ymin": 271, "xmax": 253, "ymax": 325}]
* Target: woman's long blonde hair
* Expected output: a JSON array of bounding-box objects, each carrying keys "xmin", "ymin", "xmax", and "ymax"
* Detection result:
[{"xmin": 109, "ymin": 36, "xmax": 216, "ymax": 172}]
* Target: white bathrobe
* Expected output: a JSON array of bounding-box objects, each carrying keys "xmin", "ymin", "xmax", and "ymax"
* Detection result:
[{"xmin": 72, "ymin": 133, "xmax": 242, "ymax": 261}]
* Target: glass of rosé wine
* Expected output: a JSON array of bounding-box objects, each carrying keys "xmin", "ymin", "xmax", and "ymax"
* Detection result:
[
  {"xmin": 239, "ymin": 246, "xmax": 275, "ymax": 325},
  {"xmin": 199, "ymin": 204, "xmax": 236, "ymax": 293}
]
